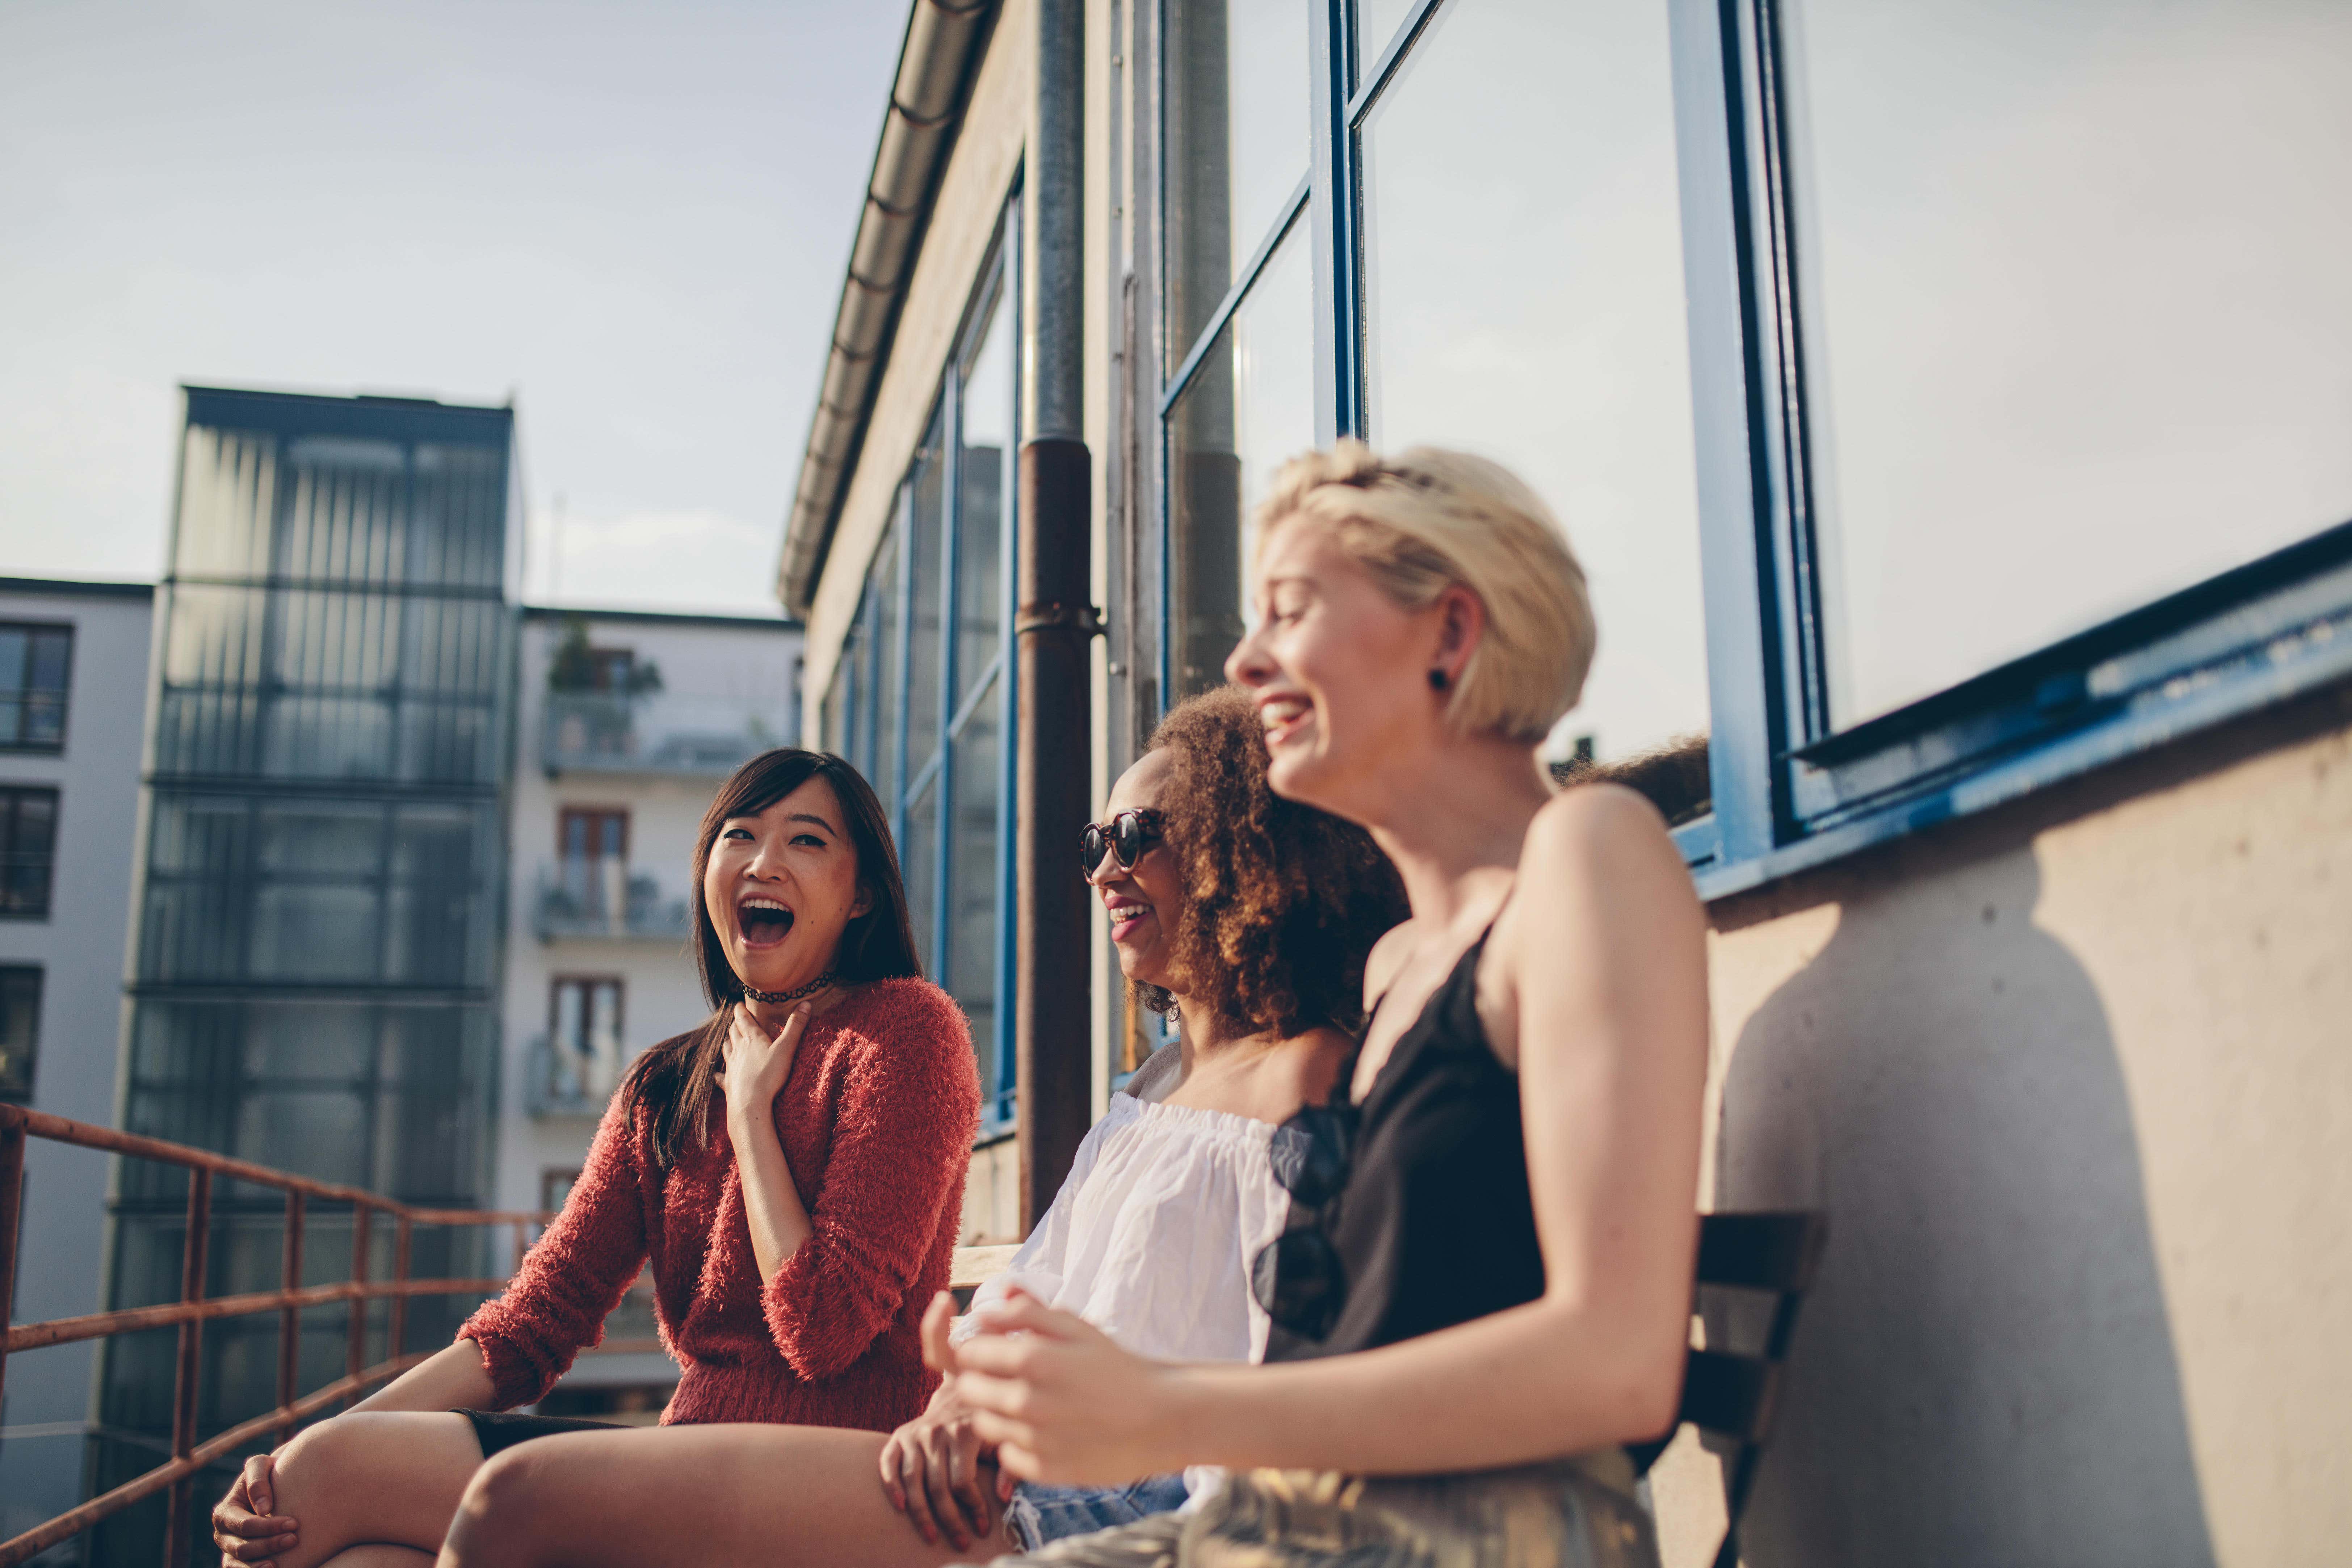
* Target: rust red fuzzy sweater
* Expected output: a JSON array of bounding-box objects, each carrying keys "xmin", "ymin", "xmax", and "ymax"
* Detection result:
[{"xmin": 459, "ymin": 978, "xmax": 979, "ymax": 1432}]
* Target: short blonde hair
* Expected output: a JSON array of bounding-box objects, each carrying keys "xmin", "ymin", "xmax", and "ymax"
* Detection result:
[{"xmin": 1254, "ymin": 439, "xmax": 1595, "ymax": 744}]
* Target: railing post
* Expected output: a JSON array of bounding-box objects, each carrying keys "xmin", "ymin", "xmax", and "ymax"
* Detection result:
[
  {"xmin": 164, "ymin": 1167, "xmax": 212, "ymax": 1567},
  {"xmin": 0, "ymin": 1108, "xmax": 26, "ymax": 1418},
  {"xmin": 278, "ymin": 1191, "xmax": 304, "ymax": 1420},
  {"xmin": 389, "ymin": 1215, "xmax": 413, "ymax": 1362},
  {"xmin": 345, "ymin": 1204, "xmax": 371, "ymax": 1408}
]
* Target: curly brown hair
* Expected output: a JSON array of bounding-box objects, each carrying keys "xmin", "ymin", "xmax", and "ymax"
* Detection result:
[{"xmin": 1136, "ymin": 686, "xmax": 1408, "ymax": 1038}]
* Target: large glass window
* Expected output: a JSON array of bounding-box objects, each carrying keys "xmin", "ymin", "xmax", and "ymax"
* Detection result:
[
  {"xmin": 1358, "ymin": 0, "xmax": 1706, "ymax": 763},
  {"xmin": 1159, "ymin": 0, "xmax": 1710, "ymax": 769},
  {"xmin": 829, "ymin": 218, "xmax": 1020, "ymax": 1123},
  {"xmin": 1789, "ymin": 0, "xmax": 2352, "ymax": 726},
  {"xmin": 0, "ymin": 624, "xmax": 72, "ymax": 752},
  {"xmin": 1166, "ymin": 220, "xmax": 1317, "ymax": 698}
]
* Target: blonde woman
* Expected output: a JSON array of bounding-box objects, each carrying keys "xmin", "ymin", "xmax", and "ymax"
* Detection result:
[{"xmin": 936, "ymin": 441, "xmax": 1709, "ymax": 1567}]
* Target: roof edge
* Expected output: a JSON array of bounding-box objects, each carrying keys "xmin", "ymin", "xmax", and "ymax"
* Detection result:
[{"xmin": 774, "ymin": 0, "xmax": 998, "ymax": 617}]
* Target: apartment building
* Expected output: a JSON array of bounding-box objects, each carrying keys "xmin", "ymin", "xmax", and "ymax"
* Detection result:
[{"xmin": 0, "ymin": 577, "xmax": 153, "ymax": 1550}]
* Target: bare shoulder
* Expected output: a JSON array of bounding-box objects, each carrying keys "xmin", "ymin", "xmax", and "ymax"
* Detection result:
[
  {"xmin": 1522, "ymin": 781, "xmax": 1687, "ymax": 886},
  {"xmin": 1500, "ymin": 783, "xmax": 1702, "ymax": 967}
]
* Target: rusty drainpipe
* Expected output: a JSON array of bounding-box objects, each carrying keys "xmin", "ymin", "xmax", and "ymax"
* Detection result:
[{"xmin": 1015, "ymin": 0, "xmax": 1096, "ymax": 1232}]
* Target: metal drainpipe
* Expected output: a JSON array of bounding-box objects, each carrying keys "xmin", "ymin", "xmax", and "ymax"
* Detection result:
[{"xmin": 1015, "ymin": 0, "xmax": 1095, "ymax": 1233}]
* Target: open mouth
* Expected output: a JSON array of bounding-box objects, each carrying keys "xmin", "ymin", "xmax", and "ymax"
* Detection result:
[
  {"xmin": 739, "ymin": 895, "xmax": 796, "ymax": 948},
  {"xmin": 1106, "ymin": 901, "xmax": 1151, "ymax": 939},
  {"xmin": 1259, "ymin": 697, "xmax": 1312, "ymax": 748}
]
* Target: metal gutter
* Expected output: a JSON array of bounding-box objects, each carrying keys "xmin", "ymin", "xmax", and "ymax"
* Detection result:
[{"xmin": 774, "ymin": 0, "xmax": 997, "ymax": 616}]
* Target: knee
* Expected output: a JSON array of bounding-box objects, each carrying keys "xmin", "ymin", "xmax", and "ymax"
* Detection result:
[
  {"xmin": 271, "ymin": 1414, "xmax": 384, "ymax": 1506},
  {"xmin": 442, "ymin": 1446, "xmax": 553, "ymax": 1567}
]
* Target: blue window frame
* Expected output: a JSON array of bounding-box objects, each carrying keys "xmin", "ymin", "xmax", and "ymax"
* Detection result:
[
  {"xmin": 1154, "ymin": 0, "xmax": 2352, "ymax": 898},
  {"xmin": 827, "ymin": 211, "xmax": 1022, "ymax": 1126}
]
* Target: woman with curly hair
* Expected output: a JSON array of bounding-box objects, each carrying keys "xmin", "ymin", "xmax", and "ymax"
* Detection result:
[{"xmin": 428, "ymin": 687, "xmax": 1408, "ymax": 1568}]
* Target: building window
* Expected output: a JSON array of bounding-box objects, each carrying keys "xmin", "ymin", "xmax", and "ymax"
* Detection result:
[
  {"xmin": 0, "ymin": 787, "xmax": 58, "ymax": 918},
  {"xmin": 1141, "ymin": 0, "xmax": 2352, "ymax": 893},
  {"xmin": 556, "ymin": 807, "xmax": 631, "ymax": 924},
  {"xmin": 0, "ymin": 624, "xmax": 72, "ymax": 752},
  {"xmin": 1156, "ymin": 0, "xmax": 1709, "ymax": 764},
  {"xmin": 548, "ymin": 975, "xmax": 626, "ymax": 1107},
  {"xmin": 829, "ymin": 211, "xmax": 1020, "ymax": 1126},
  {"xmin": 0, "ymin": 966, "xmax": 38, "ymax": 1102},
  {"xmin": 541, "ymin": 1167, "xmax": 582, "ymax": 1215}
]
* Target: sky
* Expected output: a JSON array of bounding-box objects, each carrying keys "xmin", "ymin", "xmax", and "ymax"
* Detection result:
[{"xmin": 0, "ymin": 0, "xmax": 906, "ymax": 615}]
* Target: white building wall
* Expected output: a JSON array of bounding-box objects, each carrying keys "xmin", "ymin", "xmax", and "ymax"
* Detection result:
[
  {"xmin": 496, "ymin": 608, "xmax": 800, "ymax": 1396},
  {"xmin": 0, "ymin": 581, "xmax": 154, "ymax": 1543}
]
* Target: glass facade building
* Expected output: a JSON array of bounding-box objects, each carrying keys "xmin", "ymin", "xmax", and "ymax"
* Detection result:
[{"xmin": 96, "ymin": 388, "xmax": 517, "ymax": 1562}]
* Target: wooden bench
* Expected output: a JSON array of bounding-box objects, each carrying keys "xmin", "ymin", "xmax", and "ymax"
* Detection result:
[
  {"xmin": 949, "ymin": 1210, "xmax": 1830, "ymax": 1568},
  {"xmin": 950, "ymin": 1243, "xmax": 1021, "ymax": 1310}
]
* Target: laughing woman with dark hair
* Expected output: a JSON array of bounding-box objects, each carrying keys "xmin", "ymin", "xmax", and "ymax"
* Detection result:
[{"xmin": 209, "ymin": 750, "xmax": 979, "ymax": 1568}]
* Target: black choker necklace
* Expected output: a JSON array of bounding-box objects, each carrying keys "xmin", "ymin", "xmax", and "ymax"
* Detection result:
[{"xmin": 741, "ymin": 971, "xmax": 838, "ymax": 1007}]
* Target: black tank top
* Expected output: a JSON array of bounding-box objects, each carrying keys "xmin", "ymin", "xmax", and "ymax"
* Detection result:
[{"xmin": 1265, "ymin": 930, "xmax": 1544, "ymax": 1362}]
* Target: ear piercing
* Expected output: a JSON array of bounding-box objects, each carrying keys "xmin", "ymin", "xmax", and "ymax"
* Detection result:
[{"xmin": 1428, "ymin": 668, "xmax": 1450, "ymax": 692}]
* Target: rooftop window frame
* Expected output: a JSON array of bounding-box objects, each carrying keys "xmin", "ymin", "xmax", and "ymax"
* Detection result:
[
  {"xmin": 1146, "ymin": 0, "xmax": 2352, "ymax": 901},
  {"xmin": 1672, "ymin": 0, "xmax": 2352, "ymax": 897},
  {"xmin": 829, "ymin": 196, "xmax": 1024, "ymax": 1132}
]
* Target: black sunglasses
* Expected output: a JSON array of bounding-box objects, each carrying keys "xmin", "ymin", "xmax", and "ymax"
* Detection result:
[
  {"xmin": 1250, "ymin": 1098, "xmax": 1358, "ymax": 1341},
  {"xmin": 1079, "ymin": 808, "xmax": 1166, "ymax": 877}
]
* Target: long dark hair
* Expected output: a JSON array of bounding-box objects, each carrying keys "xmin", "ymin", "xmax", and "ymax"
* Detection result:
[
  {"xmin": 1138, "ymin": 686, "xmax": 1408, "ymax": 1039},
  {"xmin": 626, "ymin": 749, "xmax": 921, "ymax": 1169}
]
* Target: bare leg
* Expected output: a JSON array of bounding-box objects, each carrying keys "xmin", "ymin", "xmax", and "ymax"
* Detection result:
[
  {"xmin": 320, "ymin": 1551, "xmax": 435, "ymax": 1567},
  {"xmin": 263, "ymin": 1413, "xmax": 483, "ymax": 1568},
  {"xmin": 438, "ymin": 1423, "xmax": 1017, "ymax": 1568}
]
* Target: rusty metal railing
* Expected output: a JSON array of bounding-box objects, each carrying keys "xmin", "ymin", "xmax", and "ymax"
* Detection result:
[{"xmin": 0, "ymin": 1103, "xmax": 559, "ymax": 1568}]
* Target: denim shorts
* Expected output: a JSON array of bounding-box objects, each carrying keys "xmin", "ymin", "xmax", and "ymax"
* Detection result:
[{"xmin": 1004, "ymin": 1473, "xmax": 1192, "ymax": 1551}]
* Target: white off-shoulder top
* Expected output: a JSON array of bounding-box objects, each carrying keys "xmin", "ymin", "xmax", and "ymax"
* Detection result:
[{"xmin": 956, "ymin": 1043, "xmax": 1290, "ymax": 1365}]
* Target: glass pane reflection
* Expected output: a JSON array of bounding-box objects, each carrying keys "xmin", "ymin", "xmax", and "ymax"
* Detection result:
[
  {"xmin": 1361, "ymin": 0, "xmax": 1706, "ymax": 765},
  {"xmin": 1356, "ymin": 0, "xmax": 1418, "ymax": 67},
  {"xmin": 1164, "ymin": 0, "xmax": 1312, "ymax": 357},
  {"xmin": 1794, "ymin": 0, "xmax": 2352, "ymax": 725},
  {"xmin": 959, "ymin": 293, "xmax": 1013, "ymax": 706},
  {"xmin": 906, "ymin": 409, "xmax": 948, "ymax": 778},
  {"xmin": 1166, "ymin": 220, "xmax": 1317, "ymax": 700}
]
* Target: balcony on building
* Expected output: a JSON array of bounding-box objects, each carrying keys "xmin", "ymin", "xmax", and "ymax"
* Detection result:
[
  {"xmin": 525, "ymin": 1031, "xmax": 639, "ymax": 1118},
  {"xmin": 542, "ymin": 690, "xmax": 791, "ymax": 779},
  {"xmin": 533, "ymin": 856, "xmax": 691, "ymax": 942}
]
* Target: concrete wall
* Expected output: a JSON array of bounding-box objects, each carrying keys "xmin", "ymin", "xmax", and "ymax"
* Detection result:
[
  {"xmin": 0, "ymin": 583, "xmax": 153, "ymax": 1545},
  {"xmin": 1650, "ymin": 685, "xmax": 2352, "ymax": 1568}
]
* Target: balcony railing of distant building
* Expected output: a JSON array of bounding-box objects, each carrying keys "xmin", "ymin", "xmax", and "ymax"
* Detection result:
[
  {"xmin": 533, "ymin": 858, "xmax": 691, "ymax": 942},
  {"xmin": 525, "ymin": 1033, "xmax": 645, "ymax": 1119},
  {"xmin": 541, "ymin": 693, "xmax": 794, "ymax": 779},
  {"xmin": 0, "ymin": 1104, "xmax": 592, "ymax": 1568}
]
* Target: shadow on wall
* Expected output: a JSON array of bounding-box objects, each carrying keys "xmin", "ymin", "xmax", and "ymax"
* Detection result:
[{"xmin": 1717, "ymin": 838, "xmax": 2215, "ymax": 1567}]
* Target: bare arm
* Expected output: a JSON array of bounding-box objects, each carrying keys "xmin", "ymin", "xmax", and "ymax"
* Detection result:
[
  {"xmin": 947, "ymin": 786, "xmax": 1708, "ymax": 1480},
  {"xmin": 349, "ymin": 1337, "xmax": 498, "ymax": 1414},
  {"xmin": 721, "ymin": 1003, "xmax": 816, "ymax": 1282}
]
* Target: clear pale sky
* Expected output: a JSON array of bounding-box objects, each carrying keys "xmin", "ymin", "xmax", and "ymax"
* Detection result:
[{"xmin": 0, "ymin": 0, "xmax": 904, "ymax": 615}]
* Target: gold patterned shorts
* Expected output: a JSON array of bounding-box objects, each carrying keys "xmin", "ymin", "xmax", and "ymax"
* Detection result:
[{"xmin": 961, "ymin": 1453, "xmax": 1660, "ymax": 1568}]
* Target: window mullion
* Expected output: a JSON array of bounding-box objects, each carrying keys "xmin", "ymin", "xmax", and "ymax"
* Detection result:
[
  {"xmin": 1666, "ymin": 0, "xmax": 1780, "ymax": 868},
  {"xmin": 1307, "ymin": 0, "xmax": 1351, "ymax": 443}
]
